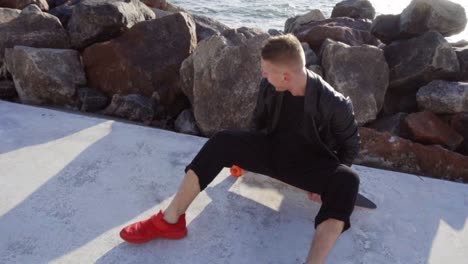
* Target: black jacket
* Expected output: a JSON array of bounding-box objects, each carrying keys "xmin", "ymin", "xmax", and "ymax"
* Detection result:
[{"xmin": 250, "ymin": 69, "xmax": 361, "ymax": 167}]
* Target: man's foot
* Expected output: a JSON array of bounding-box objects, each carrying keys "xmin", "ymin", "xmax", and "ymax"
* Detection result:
[{"xmin": 120, "ymin": 210, "xmax": 188, "ymax": 244}]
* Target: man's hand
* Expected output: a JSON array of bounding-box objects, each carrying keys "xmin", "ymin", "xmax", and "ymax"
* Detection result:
[{"xmin": 307, "ymin": 192, "xmax": 322, "ymax": 204}]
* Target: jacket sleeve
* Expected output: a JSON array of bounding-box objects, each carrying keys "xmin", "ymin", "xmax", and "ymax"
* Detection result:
[
  {"xmin": 249, "ymin": 78, "xmax": 269, "ymax": 132},
  {"xmin": 330, "ymin": 97, "xmax": 361, "ymax": 167}
]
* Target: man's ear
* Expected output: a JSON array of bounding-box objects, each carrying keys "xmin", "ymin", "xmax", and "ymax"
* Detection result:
[{"xmin": 283, "ymin": 72, "xmax": 291, "ymax": 82}]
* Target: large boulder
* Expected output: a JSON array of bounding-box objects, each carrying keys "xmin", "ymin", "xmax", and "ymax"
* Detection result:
[
  {"xmin": 294, "ymin": 17, "xmax": 381, "ymax": 50},
  {"xmin": 416, "ymin": 80, "xmax": 468, "ymax": 114},
  {"xmin": 4, "ymin": 46, "xmax": 86, "ymax": 107},
  {"xmin": 454, "ymin": 45, "xmax": 468, "ymax": 81},
  {"xmin": 403, "ymin": 111, "xmax": 464, "ymax": 150},
  {"xmin": 192, "ymin": 14, "xmax": 230, "ymax": 43},
  {"xmin": 180, "ymin": 27, "xmax": 269, "ymax": 136},
  {"xmin": 102, "ymin": 93, "xmax": 155, "ymax": 124},
  {"xmin": 400, "ymin": 0, "xmax": 467, "ymax": 38},
  {"xmin": 321, "ymin": 40, "xmax": 389, "ymax": 125},
  {"xmin": 355, "ymin": 127, "xmax": 468, "ymax": 182},
  {"xmin": 0, "ymin": 4, "xmax": 70, "ymax": 68},
  {"xmin": 82, "ymin": 12, "xmax": 196, "ymax": 114},
  {"xmin": 0, "ymin": 0, "xmax": 49, "ymax": 10},
  {"xmin": 331, "ymin": 0, "xmax": 375, "ymax": 20},
  {"xmin": 384, "ymin": 31, "xmax": 459, "ymax": 92},
  {"xmin": 67, "ymin": 0, "xmax": 155, "ymax": 50},
  {"xmin": 284, "ymin": 9, "xmax": 325, "ymax": 34},
  {"xmin": 370, "ymin": 14, "xmax": 403, "ymax": 44},
  {"xmin": 0, "ymin": 7, "xmax": 20, "ymax": 23}
]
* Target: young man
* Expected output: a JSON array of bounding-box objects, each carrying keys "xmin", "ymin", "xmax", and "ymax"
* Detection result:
[{"xmin": 120, "ymin": 34, "xmax": 361, "ymax": 264}]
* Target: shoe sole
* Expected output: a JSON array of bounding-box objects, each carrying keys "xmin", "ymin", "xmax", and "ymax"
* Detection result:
[{"xmin": 120, "ymin": 229, "xmax": 188, "ymax": 244}]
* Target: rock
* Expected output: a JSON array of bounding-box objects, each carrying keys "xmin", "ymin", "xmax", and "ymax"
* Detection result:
[
  {"xmin": 103, "ymin": 94, "xmax": 155, "ymax": 124},
  {"xmin": 4, "ymin": 46, "xmax": 85, "ymax": 107},
  {"xmin": 384, "ymin": 31, "xmax": 459, "ymax": 92},
  {"xmin": 284, "ymin": 9, "xmax": 325, "ymax": 34},
  {"xmin": 382, "ymin": 89, "xmax": 418, "ymax": 115},
  {"xmin": 82, "ymin": 12, "xmax": 196, "ymax": 114},
  {"xmin": 301, "ymin": 42, "xmax": 319, "ymax": 67},
  {"xmin": 268, "ymin": 29, "xmax": 283, "ymax": 36},
  {"xmin": 450, "ymin": 113, "xmax": 468, "ymax": 155},
  {"xmin": 294, "ymin": 17, "xmax": 381, "ymax": 50},
  {"xmin": 165, "ymin": 1, "xmax": 185, "ymax": 13},
  {"xmin": 192, "ymin": 14, "xmax": 229, "ymax": 43},
  {"xmin": 451, "ymin": 39, "xmax": 468, "ymax": 47},
  {"xmin": 49, "ymin": 0, "xmax": 79, "ymax": 27},
  {"xmin": 454, "ymin": 45, "xmax": 468, "ymax": 81},
  {"xmin": 0, "ymin": 7, "xmax": 20, "ymax": 24},
  {"xmin": 331, "ymin": 0, "xmax": 375, "ymax": 20},
  {"xmin": 0, "ymin": 5, "xmax": 70, "ymax": 68},
  {"xmin": 400, "ymin": 0, "xmax": 467, "ymax": 38},
  {"xmin": 321, "ymin": 40, "xmax": 389, "ymax": 125},
  {"xmin": 371, "ymin": 14, "xmax": 403, "ymax": 44},
  {"xmin": 78, "ymin": 87, "xmax": 109, "ymax": 112},
  {"xmin": 0, "ymin": 0, "xmax": 49, "ymax": 11},
  {"xmin": 142, "ymin": 0, "xmax": 166, "ymax": 9},
  {"xmin": 403, "ymin": 111, "xmax": 464, "ymax": 150},
  {"xmin": 174, "ymin": 109, "xmax": 200, "ymax": 135},
  {"xmin": 0, "ymin": 79, "xmax": 16, "ymax": 98},
  {"xmin": 180, "ymin": 27, "xmax": 269, "ymax": 136},
  {"xmin": 355, "ymin": 127, "xmax": 468, "ymax": 182},
  {"xmin": 416, "ymin": 80, "xmax": 468, "ymax": 114},
  {"xmin": 151, "ymin": 7, "xmax": 172, "ymax": 18},
  {"xmin": 366, "ymin": 112, "xmax": 410, "ymax": 138},
  {"xmin": 307, "ymin": 65, "xmax": 323, "ymax": 77},
  {"xmin": 67, "ymin": 0, "xmax": 155, "ymax": 50}
]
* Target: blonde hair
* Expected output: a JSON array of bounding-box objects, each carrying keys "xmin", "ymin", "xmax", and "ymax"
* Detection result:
[{"xmin": 261, "ymin": 34, "xmax": 305, "ymax": 68}]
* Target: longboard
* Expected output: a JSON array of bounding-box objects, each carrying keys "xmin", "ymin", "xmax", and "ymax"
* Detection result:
[{"xmin": 230, "ymin": 165, "xmax": 377, "ymax": 210}]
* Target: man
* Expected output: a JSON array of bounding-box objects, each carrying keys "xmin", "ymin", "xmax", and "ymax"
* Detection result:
[{"xmin": 120, "ymin": 34, "xmax": 361, "ymax": 264}]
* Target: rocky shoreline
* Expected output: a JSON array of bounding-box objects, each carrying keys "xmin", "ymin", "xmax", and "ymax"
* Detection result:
[{"xmin": 0, "ymin": 0, "xmax": 467, "ymax": 182}]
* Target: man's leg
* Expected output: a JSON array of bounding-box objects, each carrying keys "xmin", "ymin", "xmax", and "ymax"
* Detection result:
[
  {"xmin": 163, "ymin": 169, "xmax": 201, "ymax": 223},
  {"xmin": 305, "ymin": 219, "xmax": 344, "ymax": 264}
]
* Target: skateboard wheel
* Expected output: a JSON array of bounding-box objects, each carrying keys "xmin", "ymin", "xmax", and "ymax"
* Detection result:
[{"xmin": 230, "ymin": 165, "xmax": 244, "ymax": 177}]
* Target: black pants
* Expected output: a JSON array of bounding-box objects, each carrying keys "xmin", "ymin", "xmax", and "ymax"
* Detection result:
[{"xmin": 184, "ymin": 129, "xmax": 360, "ymax": 232}]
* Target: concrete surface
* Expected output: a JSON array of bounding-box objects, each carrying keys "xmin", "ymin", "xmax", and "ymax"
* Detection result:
[{"xmin": 0, "ymin": 100, "xmax": 467, "ymax": 264}]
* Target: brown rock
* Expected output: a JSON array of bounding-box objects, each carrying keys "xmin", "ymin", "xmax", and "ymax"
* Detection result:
[
  {"xmin": 142, "ymin": 0, "xmax": 166, "ymax": 9},
  {"xmin": 451, "ymin": 113, "xmax": 468, "ymax": 155},
  {"xmin": 403, "ymin": 111, "xmax": 464, "ymax": 150},
  {"xmin": 294, "ymin": 17, "xmax": 381, "ymax": 50},
  {"xmin": 0, "ymin": 7, "xmax": 21, "ymax": 24},
  {"xmin": 355, "ymin": 127, "xmax": 468, "ymax": 182},
  {"xmin": 82, "ymin": 12, "xmax": 197, "ymax": 109}
]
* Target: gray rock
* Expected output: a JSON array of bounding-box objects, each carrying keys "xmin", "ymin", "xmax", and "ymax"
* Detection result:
[
  {"xmin": 151, "ymin": 7, "xmax": 172, "ymax": 18},
  {"xmin": 0, "ymin": 5, "xmax": 70, "ymax": 68},
  {"xmin": 454, "ymin": 45, "xmax": 468, "ymax": 81},
  {"xmin": 4, "ymin": 46, "xmax": 85, "ymax": 108},
  {"xmin": 400, "ymin": 0, "xmax": 467, "ymax": 38},
  {"xmin": 267, "ymin": 29, "xmax": 283, "ymax": 36},
  {"xmin": 301, "ymin": 42, "xmax": 319, "ymax": 67},
  {"xmin": 384, "ymin": 31, "xmax": 459, "ymax": 92},
  {"xmin": 103, "ymin": 94, "xmax": 155, "ymax": 124},
  {"xmin": 0, "ymin": 79, "xmax": 16, "ymax": 98},
  {"xmin": 371, "ymin": 14, "xmax": 403, "ymax": 44},
  {"xmin": 180, "ymin": 27, "xmax": 269, "ymax": 136},
  {"xmin": 294, "ymin": 17, "xmax": 381, "ymax": 50},
  {"xmin": 416, "ymin": 80, "xmax": 468, "ymax": 114},
  {"xmin": 0, "ymin": 7, "xmax": 21, "ymax": 24},
  {"xmin": 0, "ymin": 0, "xmax": 49, "ymax": 11},
  {"xmin": 49, "ymin": 1, "xmax": 78, "ymax": 27},
  {"xmin": 67, "ymin": 0, "xmax": 155, "ymax": 49},
  {"xmin": 78, "ymin": 87, "xmax": 109, "ymax": 112},
  {"xmin": 322, "ymin": 40, "xmax": 389, "ymax": 125},
  {"xmin": 366, "ymin": 112, "xmax": 410, "ymax": 138},
  {"xmin": 331, "ymin": 0, "xmax": 376, "ymax": 20},
  {"xmin": 308, "ymin": 65, "xmax": 323, "ymax": 77},
  {"xmin": 192, "ymin": 14, "xmax": 230, "ymax": 43},
  {"xmin": 174, "ymin": 109, "xmax": 200, "ymax": 135},
  {"xmin": 284, "ymin": 9, "xmax": 325, "ymax": 34}
]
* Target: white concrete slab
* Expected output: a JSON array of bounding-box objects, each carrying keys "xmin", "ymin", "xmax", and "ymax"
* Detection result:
[{"xmin": 0, "ymin": 100, "xmax": 467, "ymax": 264}]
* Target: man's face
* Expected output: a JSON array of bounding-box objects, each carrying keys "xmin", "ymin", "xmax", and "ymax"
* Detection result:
[{"xmin": 261, "ymin": 59, "xmax": 288, "ymax": 92}]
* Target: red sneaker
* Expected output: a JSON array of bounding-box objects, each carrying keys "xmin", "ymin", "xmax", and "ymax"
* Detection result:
[{"xmin": 120, "ymin": 210, "xmax": 188, "ymax": 244}]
